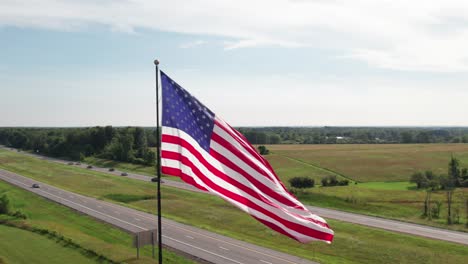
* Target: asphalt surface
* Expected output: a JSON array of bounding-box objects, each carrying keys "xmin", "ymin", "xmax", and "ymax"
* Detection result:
[
  {"xmin": 3, "ymin": 146, "xmax": 468, "ymax": 246},
  {"xmin": 0, "ymin": 169, "xmax": 317, "ymax": 264}
]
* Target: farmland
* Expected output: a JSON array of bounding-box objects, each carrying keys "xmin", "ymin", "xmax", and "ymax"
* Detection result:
[
  {"xmin": 266, "ymin": 144, "xmax": 468, "ymax": 182},
  {"xmin": 0, "ymin": 148, "xmax": 468, "ymax": 263}
]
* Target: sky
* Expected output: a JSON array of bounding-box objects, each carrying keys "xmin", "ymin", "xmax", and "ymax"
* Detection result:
[{"xmin": 1, "ymin": 0, "xmax": 468, "ymax": 127}]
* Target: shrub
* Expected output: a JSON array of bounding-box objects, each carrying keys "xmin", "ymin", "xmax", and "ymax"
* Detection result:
[
  {"xmin": 257, "ymin": 145, "xmax": 270, "ymax": 155},
  {"xmin": 289, "ymin": 177, "xmax": 315, "ymax": 188},
  {"xmin": 321, "ymin": 177, "xmax": 328, "ymax": 187},
  {"xmin": 0, "ymin": 194, "xmax": 11, "ymax": 214},
  {"xmin": 321, "ymin": 175, "xmax": 340, "ymax": 187},
  {"xmin": 10, "ymin": 210, "xmax": 27, "ymax": 219},
  {"xmin": 338, "ymin": 179, "xmax": 349, "ymax": 186}
]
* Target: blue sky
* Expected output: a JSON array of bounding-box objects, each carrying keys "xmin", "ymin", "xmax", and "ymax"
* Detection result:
[{"xmin": 1, "ymin": 0, "xmax": 468, "ymax": 126}]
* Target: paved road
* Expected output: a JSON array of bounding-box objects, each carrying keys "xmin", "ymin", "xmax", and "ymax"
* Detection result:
[
  {"xmin": 0, "ymin": 169, "xmax": 317, "ymax": 264},
  {"xmin": 3, "ymin": 146, "xmax": 468, "ymax": 245}
]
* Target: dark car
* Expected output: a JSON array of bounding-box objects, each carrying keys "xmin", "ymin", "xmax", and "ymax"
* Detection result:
[
  {"xmin": 75, "ymin": 162, "xmax": 81, "ymax": 165},
  {"xmin": 151, "ymin": 178, "xmax": 164, "ymax": 183},
  {"xmin": 121, "ymin": 172, "xmax": 128, "ymax": 176},
  {"xmin": 67, "ymin": 162, "xmax": 74, "ymax": 165},
  {"xmin": 32, "ymin": 183, "xmax": 40, "ymax": 188},
  {"xmin": 108, "ymin": 168, "xmax": 115, "ymax": 172},
  {"xmin": 87, "ymin": 165, "xmax": 93, "ymax": 169}
]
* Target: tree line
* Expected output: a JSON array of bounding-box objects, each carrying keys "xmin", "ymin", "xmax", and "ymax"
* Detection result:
[
  {"xmin": 0, "ymin": 127, "xmax": 156, "ymax": 165},
  {"xmin": 238, "ymin": 127, "xmax": 468, "ymax": 144}
]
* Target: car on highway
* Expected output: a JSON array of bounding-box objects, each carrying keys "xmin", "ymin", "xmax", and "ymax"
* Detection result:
[
  {"xmin": 67, "ymin": 162, "xmax": 74, "ymax": 165},
  {"xmin": 87, "ymin": 165, "xmax": 93, "ymax": 169},
  {"xmin": 108, "ymin": 168, "xmax": 115, "ymax": 172},
  {"xmin": 151, "ymin": 177, "xmax": 164, "ymax": 183},
  {"xmin": 32, "ymin": 183, "xmax": 40, "ymax": 188},
  {"xmin": 121, "ymin": 172, "xmax": 128, "ymax": 176}
]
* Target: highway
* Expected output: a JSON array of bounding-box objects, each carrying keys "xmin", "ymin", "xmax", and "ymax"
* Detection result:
[
  {"xmin": 3, "ymin": 146, "xmax": 468, "ymax": 246},
  {"xmin": 0, "ymin": 168, "xmax": 317, "ymax": 264}
]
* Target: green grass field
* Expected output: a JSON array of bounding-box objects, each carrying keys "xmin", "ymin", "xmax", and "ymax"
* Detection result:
[
  {"xmin": 0, "ymin": 225, "xmax": 96, "ymax": 264},
  {"xmin": 267, "ymin": 144, "xmax": 468, "ymax": 182},
  {"xmin": 84, "ymin": 156, "xmax": 156, "ymax": 177},
  {"xmin": 0, "ymin": 179, "xmax": 193, "ymax": 264},
  {"xmin": 1, "ymin": 149, "xmax": 467, "ymax": 263}
]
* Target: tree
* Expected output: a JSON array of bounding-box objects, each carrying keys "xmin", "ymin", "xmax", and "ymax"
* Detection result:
[
  {"xmin": 448, "ymin": 156, "xmax": 461, "ymax": 187},
  {"xmin": 289, "ymin": 177, "xmax": 315, "ymax": 188},
  {"xmin": 410, "ymin": 172, "xmax": 428, "ymax": 189},
  {"xmin": 257, "ymin": 145, "xmax": 269, "ymax": 155}
]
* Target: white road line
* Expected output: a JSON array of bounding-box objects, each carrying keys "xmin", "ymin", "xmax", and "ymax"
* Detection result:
[
  {"xmin": 185, "ymin": 235, "xmax": 194, "ymax": 239},
  {"xmin": 163, "ymin": 235, "xmax": 244, "ymax": 264},
  {"xmin": 0, "ymin": 174, "xmax": 147, "ymax": 231},
  {"xmin": 88, "ymin": 196, "xmax": 300, "ymax": 264},
  {"xmin": 260, "ymin": 260, "xmax": 273, "ymax": 264},
  {"xmin": 219, "ymin": 246, "xmax": 229, "ymax": 251}
]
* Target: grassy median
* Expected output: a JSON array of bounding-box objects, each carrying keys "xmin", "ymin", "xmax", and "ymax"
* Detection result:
[{"xmin": 0, "ymin": 179, "xmax": 194, "ymax": 264}]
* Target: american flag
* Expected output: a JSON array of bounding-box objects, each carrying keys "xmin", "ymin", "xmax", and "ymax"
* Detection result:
[{"xmin": 160, "ymin": 71, "xmax": 334, "ymax": 243}]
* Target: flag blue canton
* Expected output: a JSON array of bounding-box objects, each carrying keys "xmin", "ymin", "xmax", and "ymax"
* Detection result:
[{"xmin": 161, "ymin": 71, "xmax": 215, "ymax": 152}]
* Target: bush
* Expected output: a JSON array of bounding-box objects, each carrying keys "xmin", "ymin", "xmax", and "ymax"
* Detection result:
[
  {"xmin": 338, "ymin": 179, "xmax": 349, "ymax": 186},
  {"xmin": 0, "ymin": 194, "xmax": 11, "ymax": 214},
  {"xmin": 321, "ymin": 175, "xmax": 340, "ymax": 187},
  {"xmin": 10, "ymin": 210, "xmax": 27, "ymax": 219},
  {"xmin": 289, "ymin": 177, "xmax": 315, "ymax": 188},
  {"xmin": 257, "ymin": 145, "xmax": 270, "ymax": 155}
]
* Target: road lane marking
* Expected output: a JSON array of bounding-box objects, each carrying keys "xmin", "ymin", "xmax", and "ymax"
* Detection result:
[
  {"xmin": 185, "ymin": 235, "xmax": 194, "ymax": 239},
  {"xmin": 260, "ymin": 260, "xmax": 272, "ymax": 264},
  {"xmin": 82, "ymin": 195, "xmax": 302, "ymax": 264},
  {"xmin": 0, "ymin": 174, "xmax": 147, "ymax": 231},
  {"xmin": 219, "ymin": 246, "xmax": 229, "ymax": 251},
  {"xmin": 163, "ymin": 235, "xmax": 244, "ymax": 264}
]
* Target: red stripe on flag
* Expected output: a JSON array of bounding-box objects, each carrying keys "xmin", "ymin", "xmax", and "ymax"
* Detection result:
[
  {"xmin": 163, "ymin": 134, "xmax": 300, "ymax": 209},
  {"xmin": 161, "ymin": 142, "xmax": 333, "ymax": 240}
]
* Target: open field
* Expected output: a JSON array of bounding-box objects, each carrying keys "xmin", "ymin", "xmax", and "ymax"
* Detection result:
[
  {"xmin": 0, "ymin": 180, "xmax": 194, "ymax": 264},
  {"xmin": 264, "ymin": 151, "xmax": 468, "ymax": 230},
  {"xmin": 266, "ymin": 144, "xmax": 468, "ymax": 182},
  {"xmin": 1, "ymin": 149, "xmax": 468, "ymax": 263},
  {"xmin": 0, "ymin": 225, "xmax": 96, "ymax": 264}
]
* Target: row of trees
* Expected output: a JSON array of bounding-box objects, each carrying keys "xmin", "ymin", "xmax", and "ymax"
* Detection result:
[
  {"xmin": 410, "ymin": 157, "xmax": 468, "ymax": 224},
  {"xmin": 238, "ymin": 127, "xmax": 468, "ymax": 144},
  {"xmin": 0, "ymin": 127, "xmax": 156, "ymax": 165}
]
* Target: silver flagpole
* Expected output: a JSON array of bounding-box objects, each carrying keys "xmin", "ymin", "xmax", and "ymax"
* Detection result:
[{"xmin": 154, "ymin": 59, "xmax": 163, "ymax": 263}]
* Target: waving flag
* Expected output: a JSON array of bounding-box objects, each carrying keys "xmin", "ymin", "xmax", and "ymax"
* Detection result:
[{"xmin": 160, "ymin": 71, "xmax": 334, "ymax": 243}]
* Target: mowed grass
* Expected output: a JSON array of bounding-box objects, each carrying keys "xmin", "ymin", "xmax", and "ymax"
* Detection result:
[
  {"xmin": 84, "ymin": 156, "xmax": 156, "ymax": 177},
  {"xmin": 265, "ymin": 154, "xmax": 350, "ymax": 183},
  {"xmin": 0, "ymin": 181, "xmax": 194, "ymax": 263},
  {"xmin": 267, "ymin": 144, "xmax": 468, "ymax": 182},
  {"xmin": 1, "ymin": 149, "xmax": 468, "ymax": 263},
  {"xmin": 0, "ymin": 225, "xmax": 96, "ymax": 264}
]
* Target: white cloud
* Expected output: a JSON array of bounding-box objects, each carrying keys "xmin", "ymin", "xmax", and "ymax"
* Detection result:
[
  {"xmin": 2, "ymin": 0, "xmax": 468, "ymax": 72},
  {"xmin": 179, "ymin": 40, "xmax": 207, "ymax": 49}
]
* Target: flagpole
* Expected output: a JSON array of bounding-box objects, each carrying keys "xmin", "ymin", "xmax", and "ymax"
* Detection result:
[{"xmin": 154, "ymin": 59, "xmax": 163, "ymax": 263}]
